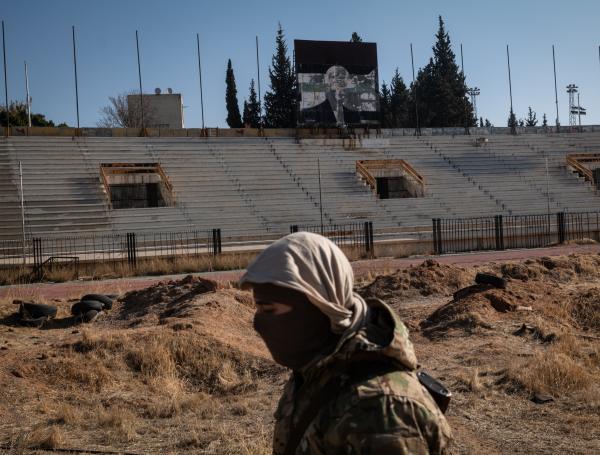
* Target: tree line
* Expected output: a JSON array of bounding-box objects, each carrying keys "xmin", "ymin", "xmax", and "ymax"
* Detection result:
[{"xmin": 226, "ymin": 17, "xmax": 481, "ymax": 129}]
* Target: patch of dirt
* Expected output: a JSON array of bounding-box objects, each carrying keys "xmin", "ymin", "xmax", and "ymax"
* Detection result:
[
  {"xmin": 359, "ymin": 259, "xmax": 473, "ymax": 302},
  {"xmin": 1, "ymin": 254, "xmax": 600, "ymax": 454}
]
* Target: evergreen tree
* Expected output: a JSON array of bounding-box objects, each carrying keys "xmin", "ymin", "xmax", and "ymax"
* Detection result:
[
  {"xmin": 507, "ymin": 109, "xmax": 517, "ymax": 129},
  {"xmin": 518, "ymin": 119, "xmax": 525, "ymax": 128},
  {"xmin": 479, "ymin": 117, "xmax": 484, "ymax": 127},
  {"xmin": 350, "ymin": 32, "xmax": 363, "ymax": 43},
  {"xmin": 525, "ymin": 107, "xmax": 538, "ymax": 127},
  {"xmin": 0, "ymin": 101, "xmax": 56, "ymax": 127},
  {"xmin": 389, "ymin": 69, "xmax": 409, "ymax": 127},
  {"xmin": 379, "ymin": 81, "xmax": 391, "ymax": 127},
  {"xmin": 225, "ymin": 59, "xmax": 242, "ymax": 128},
  {"xmin": 242, "ymin": 79, "xmax": 261, "ymax": 128},
  {"xmin": 409, "ymin": 16, "xmax": 475, "ymax": 128},
  {"xmin": 542, "ymin": 113, "xmax": 548, "ymax": 127},
  {"xmin": 485, "ymin": 118, "xmax": 492, "ymax": 127},
  {"xmin": 263, "ymin": 23, "xmax": 297, "ymax": 128}
]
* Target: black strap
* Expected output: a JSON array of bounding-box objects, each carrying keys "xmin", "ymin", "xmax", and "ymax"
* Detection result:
[{"xmin": 282, "ymin": 362, "xmax": 399, "ymax": 455}]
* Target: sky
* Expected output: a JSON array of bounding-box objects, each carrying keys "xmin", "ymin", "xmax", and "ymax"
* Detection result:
[{"xmin": 2, "ymin": 0, "xmax": 600, "ymax": 128}]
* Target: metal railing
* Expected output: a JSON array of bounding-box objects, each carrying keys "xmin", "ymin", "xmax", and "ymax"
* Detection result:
[
  {"xmin": 433, "ymin": 211, "xmax": 600, "ymax": 255},
  {"xmin": 1, "ymin": 229, "xmax": 221, "ymax": 281},
  {"xmin": 291, "ymin": 221, "xmax": 374, "ymax": 257}
]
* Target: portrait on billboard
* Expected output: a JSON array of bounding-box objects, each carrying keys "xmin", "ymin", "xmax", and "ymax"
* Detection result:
[{"xmin": 295, "ymin": 40, "xmax": 379, "ymax": 127}]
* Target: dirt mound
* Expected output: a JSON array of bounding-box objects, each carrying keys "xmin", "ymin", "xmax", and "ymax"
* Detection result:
[
  {"xmin": 114, "ymin": 275, "xmax": 219, "ymax": 322},
  {"xmin": 359, "ymin": 259, "xmax": 473, "ymax": 303},
  {"xmin": 496, "ymin": 254, "xmax": 600, "ymax": 283},
  {"xmin": 421, "ymin": 280, "xmax": 544, "ymax": 337}
]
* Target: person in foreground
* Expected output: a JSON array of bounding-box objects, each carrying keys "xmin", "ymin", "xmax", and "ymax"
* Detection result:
[{"xmin": 239, "ymin": 232, "xmax": 452, "ymax": 454}]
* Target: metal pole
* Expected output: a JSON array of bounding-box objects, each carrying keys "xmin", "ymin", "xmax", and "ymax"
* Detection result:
[
  {"xmin": 577, "ymin": 93, "xmax": 581, "ymax": 129},
  {"xmin": 72, "ymin": 26, "xmax": 80, "ymax": 129},
  {"xmin": 19, "ymin": 160, "xmax": 26, "ymax": 265},
  {"xmin": 507, "ymin": 45, "xmax": 515, "ymax": 134},
  {"xmin": 317, "ymin": 157, "xmax": 323, "ymax": 234},
  {"xmin": 135, "ymin": 30, "xmax": 145, "ymax": 129},
  {"xmin": 24, "ymin": 61, "xmax": 31, "ymax": 127},
  {"xmin": 552, "ymin": 45, "xmax": 560, "ymax": 130},
  {"xmin": 256, "ymin": 35, "xmax": 262, "ymax": 122},
  {"xmin": 196, "ymin": 33, "xmax": 205, "ymax": 129},
  {"xmin": 461, "ymin": 44, "xmax": 469, "ymax": 134},
  {"xmin": 2, "ymin": 21, "xmax": 9, "ymax": 134},
  {"xmin": 410, "ymin": 43, "xmax": 420, "ymax": 136}
]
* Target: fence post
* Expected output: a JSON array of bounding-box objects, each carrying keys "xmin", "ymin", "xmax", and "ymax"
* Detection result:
[
  {"xmin": 290, "ymin": 225, "xmax": 298, "ymax": 234},
  {"xmin": 127, "ymin": 233, "xmax": 137, "ymax": 268},
  {"xmin": 494, "ymin": 215, "xmax": 504, "ymax": 250},
  {"xmin": 363, "ymin": 221, "xmax": 374, "ymax": 257},
  {"xmin": 216, "ymin": 229, "xmax": 222, "ymax": 255},
  {"xmin": 33, "ymin": 237, "xmax": 43, "ymax": 281},
  {"xmin": 557, "ymin": 212, "xmax": 566, "ymax": 243},
  {"xmin": 432, "ymin": 219, "xmax": 442, "ymax": 254},
  {"xmin": 432, "ymin": 219, "xmax": 439, "ymax": 254}
]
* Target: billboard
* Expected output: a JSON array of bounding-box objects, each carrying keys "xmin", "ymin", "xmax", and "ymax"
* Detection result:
[{"xmin": 295, "ymin": 40, "xmax": 379, "ymax": 127}]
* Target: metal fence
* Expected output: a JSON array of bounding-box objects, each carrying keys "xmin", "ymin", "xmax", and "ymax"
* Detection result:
[
  {"xmin": 291, "ymin": 222, "xmax": 374, "ymax": 257},
  {"xmin": 433, "ymin": 211, "xmax": 600, "ymax": 255},
  {"xmin": 1, "ymin": 229, "xmax": 221, "ymax": 280}
]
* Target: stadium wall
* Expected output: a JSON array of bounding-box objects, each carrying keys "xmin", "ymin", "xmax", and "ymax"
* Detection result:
[{"xmin": 5, "ymin": 125, "xmax": 600, "ymax": 138}]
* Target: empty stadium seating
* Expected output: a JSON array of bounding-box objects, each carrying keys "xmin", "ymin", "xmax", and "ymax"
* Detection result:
[{"xmin": 1, "ymin": 132, "xmax": 600, "ymax": 242}]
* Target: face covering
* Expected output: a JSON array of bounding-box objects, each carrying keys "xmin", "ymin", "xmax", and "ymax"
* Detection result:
[{"xmin": 253, "ymin": 284, "xmax": 339, "ymax": 370}]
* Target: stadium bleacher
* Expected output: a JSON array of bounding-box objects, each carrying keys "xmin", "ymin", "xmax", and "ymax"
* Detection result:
[{"xmin": 1, "ymin": 132, "xmax": 600, "ymax": 242}]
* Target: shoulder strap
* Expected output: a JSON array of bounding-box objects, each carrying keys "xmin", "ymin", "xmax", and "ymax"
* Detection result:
[{"xmin": 282, "ymin": 361, "xmax": 399, "ymax": 455}]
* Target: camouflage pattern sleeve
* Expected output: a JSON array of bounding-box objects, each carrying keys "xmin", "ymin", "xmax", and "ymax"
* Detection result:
[{"xmin": 314, "ymin": 394, "xmax": 450, "ymax": 455}]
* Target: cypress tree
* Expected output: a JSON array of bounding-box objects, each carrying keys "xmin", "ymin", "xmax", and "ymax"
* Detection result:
[
  {"xmin": 380, "ymin": 81, "xmax": 391, "ymax": 127},
  {"xmin": 525, "ymin": 106, "xmax": 538, "ymax": 127},
  {"xmin": 507, "ymin": 109, "xmax": 517, "ymax": 130},
  {"xmin": 243, "ymin": 79, "xmax": 261, "ymax": 128},
  {"xmin": 542, "ymin": 113, "xmax": 548, "ymax": 127},
  {"xmin": 389, "ymin": 69, "xmax": 409, "ymax": 127},
  {"xmin": 263, "ymin": 23, "xmax": 297, "ymax": 128},
  {"xmin": 409, "ymin": 16, "xmax": 475, "ymax": 127},
  {"xmin": 350, "ymin": 32, "xmax": 363, "ymax": 43},
  {"xmin": 479, "ymin": 117, "xmax": 484, "ymax": 127},
  {"xmin": 225, "ymin": 59, "xmax": 242, "ymax": 128}
]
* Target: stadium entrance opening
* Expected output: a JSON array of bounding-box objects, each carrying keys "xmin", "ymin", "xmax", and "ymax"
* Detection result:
[
  {"xmin": 357, "ymin": 159, "xmax": 425, "ymax": 199},
  {"xmin": 100, "ymin": 163, "xmax": 174, "ymax": 209}
]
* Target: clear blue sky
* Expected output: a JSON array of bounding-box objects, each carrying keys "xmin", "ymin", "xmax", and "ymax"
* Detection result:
[{"xmin": 2, "ymin": 0, "xmax": 600, "ymax": 127}]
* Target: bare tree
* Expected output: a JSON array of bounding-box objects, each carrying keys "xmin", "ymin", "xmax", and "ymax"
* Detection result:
[{"xmin": 97, "ymin": 91, "xmax": 156, "ymax": 127}]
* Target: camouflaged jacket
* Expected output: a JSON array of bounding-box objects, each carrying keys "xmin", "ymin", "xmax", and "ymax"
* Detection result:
[{"xmin": 273, "ymin": 298, "xmax": 452, "ymax": 455}]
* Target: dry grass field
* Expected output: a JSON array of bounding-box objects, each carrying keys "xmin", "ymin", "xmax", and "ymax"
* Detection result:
[{"xmin": 0, "ymin": 254, "xmax": 599, "ymax": 454}]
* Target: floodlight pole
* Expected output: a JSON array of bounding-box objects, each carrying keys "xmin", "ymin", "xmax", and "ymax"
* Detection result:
[
  {"xmin": 72, "ymin": 26, "xmax": 80, "ymax": 129},
  {"xmin": 461, "ymin": 44, "xmax": 470, "ymax": 134},
  {"xmin": 2, "ymin": 21, "xmax": 9, "ymax": 135},
  {"xmin": 24, "ymin": 61, "xmax": 31, "ymax": 127},
  {"xmin": 507, "ymin": 45, "xmax": 515, "ymax": 134},
  {"xmin": 256, "ymin": 36, "xmax": 262, "ymax": 123},
  {"xmin": 410, "ymin": 43, "xmax": 420, "ymax": 136},
  {"xmin": 196, "ymin": 33, "xmax": 205, "ymax": 130},
  {"xmin": 552, "ymin": 45, "xmax": 560, "ymax": 131},
  {"xmin": 135, "ymin": 30, "xmax": 145, "ymax": 129}
]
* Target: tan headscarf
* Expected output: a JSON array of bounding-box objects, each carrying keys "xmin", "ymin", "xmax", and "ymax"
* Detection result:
[{"xmin": 239, "ymin": 232, "xmax": 369, "ymax": 335}]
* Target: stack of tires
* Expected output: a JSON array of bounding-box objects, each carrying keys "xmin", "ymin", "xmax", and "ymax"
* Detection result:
[
  {"xmin": 18, "ymin": 302, "xmax": 58, "ymax": 327},
  {"xmin": 71, "ymin": 294, "xmax": 114, "ymax": 323}
]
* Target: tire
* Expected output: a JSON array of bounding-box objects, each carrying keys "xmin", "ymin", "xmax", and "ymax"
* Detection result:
[
  {"xmin": 19, "ymin": 316, "xmax": 49, "ymax": 327},
  {"xmin": 475, "ymin": 272, "xmax": 507, "ymax": 289},
  {"xmin": 20, "ymin": 302, "xmax": 57, "ymax": 319},
  {"xmin": 82, "ymin": 310, "xmax": 101, "ymax": 323},
  {"xmin": 71, "ymin": 300, "xmax": 103, "ymax": 316},
  {"xmin": 81, "ymin": 294, "xmax": 113, "ymax": 310}
]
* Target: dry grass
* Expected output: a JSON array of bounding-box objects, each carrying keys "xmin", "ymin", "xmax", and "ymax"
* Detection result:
[
  {"xmin": 0, "ymin": 251, "xmax": 257, "ymax": 286},
  {"xmin": 98, "ymin": 406, "xmax": 138, "ymax": 442},
  {"xmin": 12, "ymin": 425, "xmax": 65, "ymax": 451},
  {"xmin": 506, "ymin": 335, "xmax": 596, "ymax": 396}
]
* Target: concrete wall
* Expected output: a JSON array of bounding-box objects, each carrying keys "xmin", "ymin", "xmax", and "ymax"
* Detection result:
[{"xmin": 6, "ymin": 124, "xmax": 600, "ymax": 138}]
